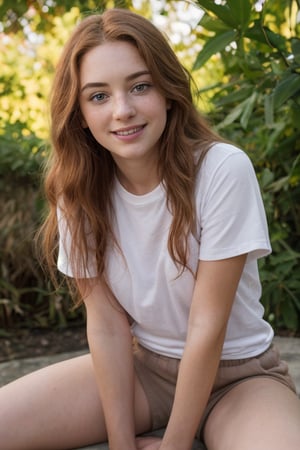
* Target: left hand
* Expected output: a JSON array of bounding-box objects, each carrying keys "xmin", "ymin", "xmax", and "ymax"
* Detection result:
[{"xmin": 135, "ymin": 436, "xmax": 162, "ymax": 449}]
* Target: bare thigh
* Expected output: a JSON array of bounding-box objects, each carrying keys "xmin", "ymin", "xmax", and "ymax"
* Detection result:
[
  {"xmin": 0, "ymin": 353, "xmax": 152, "ymax": 450},
  {"xmin": 204, "ymin": 378, "xmax": 300, "ymax": 450}
]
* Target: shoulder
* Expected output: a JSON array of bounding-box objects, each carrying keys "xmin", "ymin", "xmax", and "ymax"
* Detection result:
[
  {"xmin": 194, "ymin": 142, "xmax": 262, "ymax": 212},
  {"xmin": 201, "ymin": 142, "xmax": 252, "ymax": 172},
  {"xmin": 196, "ymin": 142, "xmax": 256, "ymax": 187}
]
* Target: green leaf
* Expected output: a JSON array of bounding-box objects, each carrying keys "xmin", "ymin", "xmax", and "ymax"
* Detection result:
[
  {"xmin": 268, "ymin": 175, "xmax": 290, "ymax": 192},
  {"xmin": 264, "ymin": 94, "xmax": 274, "ymax": 126},
  {"xmin": 245, "ymin": 21, "xmax": 268, "ymax": 44},
  {"xmin": 195, "ymin": 0, "xmax": 237, "ymax": 28},
  {"xmin": 260, "ymin": 168, "xmax": 275, "ymax": 188},
  {"xmin": 199, "ymin": 14, "xmax": 231, "ymax": 33},
  {"xmin": 217, "ymin": 99, "xmax": 246, "ymax": 129},
  {"xmin": 227, "ymin": 0, "xmax": 252, "ymax": 30},
  {"xmin": 193, "ymin": 29, "xmax": 238, "ymax": 70},
  {"xmin": 291, "ymin": 103, "xmax": 300, "ymax": 130},
  {"xmin": 291, "ymin": 38, "xmax": 300, "ymax": 65},
  {"xmin": 272, "ymin": 73, "xmax": 300, "ymax": 109},
  {"xmin": 263, "ymin": 27, "xmax": 287, "ymax": 53},
  {"xmin": 265, "ymin": 122, "xmax": 286, "ymax": 155},
  {"xmin": 245, "ymin": 21, "xmax": 287, "ymax": 52},
  {"xmin": 240, "ymin": 91, "xmax": 258, "ymax": 129},
  {"xmin": 215, "ymin": 86, "xmax": 254, "ymax": 106},
  {"xmin": 282, "ymin": 301, "xmax": 298, "ymax": 331},
  {"xmin": 216, "ymin": 91, "xmax": 258, "ymax": 130}
]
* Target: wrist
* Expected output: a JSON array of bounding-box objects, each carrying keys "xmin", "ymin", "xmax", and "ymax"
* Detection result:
[
  {"xmin": 109, "ymin": 434, "xmax": 136, "ymax": 450},
  {"xmin": 161, "ymin": 430, "xmax": 194, "ymax": 450},
  {"xmin": 110, "ymin": 441, "xmax": 136, "ymax": 450}
]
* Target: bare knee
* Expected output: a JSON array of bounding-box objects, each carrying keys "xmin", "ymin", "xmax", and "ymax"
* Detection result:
[{"xmin": 204, "ymin": 378, "xmax": 300, "ymax": 450}]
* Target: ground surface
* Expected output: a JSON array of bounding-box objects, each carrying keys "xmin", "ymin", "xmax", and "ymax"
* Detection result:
[
  {"xmin": 0, "ymin": 325, "xmax": 299, "ymax": 363},
  {"xmin": 0, "ymin": 326, "xmax": 88, "ymax": 362}
]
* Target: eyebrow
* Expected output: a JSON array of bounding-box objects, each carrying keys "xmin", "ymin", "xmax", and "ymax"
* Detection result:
[{"xmin": 81, "ymin": 70, "xmax": 151, "ymax": 93}]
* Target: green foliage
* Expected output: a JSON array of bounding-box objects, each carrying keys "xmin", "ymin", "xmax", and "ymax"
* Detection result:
[
  {"xmin": 194, "ymin": 0, "xmax": 300, "ymax": 332},
  {"xmin": 0, "ymin": 0, "xmax": 131, "ymax": 33},
  {"xmin": 0, "ymin": 4, "xmax": 87, "ymax": 330},
  {"xmin": 0, "ymin": 0, "xmax": 299, "ymax": 333},
  {"xmin": 0, "ymin": 121, "xmax": 86, "ymax": 329},
  {"xmin": 0, "ymin": 122, "xmax": 43, "ymax": 177}
]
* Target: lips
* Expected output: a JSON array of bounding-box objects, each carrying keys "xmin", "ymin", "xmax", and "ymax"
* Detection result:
[{"xmin": 113, "ymin": 125, "xmax": 145, "ymax": 136}]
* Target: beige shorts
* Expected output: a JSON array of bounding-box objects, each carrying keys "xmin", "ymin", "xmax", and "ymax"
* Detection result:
[{"xmin": 133, "ymin": 342, "xmax": 296, "ymax": 438}]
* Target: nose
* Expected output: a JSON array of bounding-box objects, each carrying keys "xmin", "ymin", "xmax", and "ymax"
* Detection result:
[{"xmin": 112, "ymin": 94, "xmax": 136, "ymax": 120}]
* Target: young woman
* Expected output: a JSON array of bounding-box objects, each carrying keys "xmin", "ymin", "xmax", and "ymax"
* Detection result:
[{"xmin": 0, "ymin": 8, "xmax": 299, "ymax": 450}]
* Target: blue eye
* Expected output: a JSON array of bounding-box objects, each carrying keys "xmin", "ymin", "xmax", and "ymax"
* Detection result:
[
  {"xmin": 91, "ymin": 92, "xmax": 108, "ymax": 102},
  {"xmin": 132, "ymin": 83, "xmax": 151, "ymax": 93}
]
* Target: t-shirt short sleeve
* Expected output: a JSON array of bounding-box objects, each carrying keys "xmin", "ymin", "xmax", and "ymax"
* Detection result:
[{"xmin": 197, "ymin": 143, "xmax": 271, "ymax": 261}]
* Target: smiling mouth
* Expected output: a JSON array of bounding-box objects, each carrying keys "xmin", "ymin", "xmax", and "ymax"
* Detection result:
[{"xmin": 113, "ymin": 126, "xmax": 145, "ymax": 136}]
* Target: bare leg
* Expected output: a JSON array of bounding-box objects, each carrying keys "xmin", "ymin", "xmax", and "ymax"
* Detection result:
[
  {"xmin": 204, "ymin": 378, "xmax": 300, "ymax": 450},
  {"xmin": 0, "ymin": 354, "xmax": 151, "ymax": 450}
]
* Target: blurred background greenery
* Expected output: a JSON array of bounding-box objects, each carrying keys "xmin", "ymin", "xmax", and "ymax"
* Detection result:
[{"xmin": 0, "ymin": 0, "xmax": 299, "ymax": 334}]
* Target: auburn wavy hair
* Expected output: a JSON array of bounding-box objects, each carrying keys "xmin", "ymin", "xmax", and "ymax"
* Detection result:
[{"xmin": 40, "ymin": 8, "xmax": 221, "ymax": 300}]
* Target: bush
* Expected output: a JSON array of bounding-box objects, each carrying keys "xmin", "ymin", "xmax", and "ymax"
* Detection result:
[
  {"xmin": 0, "ymin": 123, "xmax": 85, "ymax": 331},
  {"xmin": 194, "ymin": 0, "xmax": 300, "ymax": 332}
]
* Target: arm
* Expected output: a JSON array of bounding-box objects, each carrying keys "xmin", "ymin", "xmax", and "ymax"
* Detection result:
[
  {"xmin": 161, "ymin": 254, "xmax": 247, "ymax": 450},
  {"xmin": 80, "ymin": 278, "xmax": 137, "ymax": 450}
]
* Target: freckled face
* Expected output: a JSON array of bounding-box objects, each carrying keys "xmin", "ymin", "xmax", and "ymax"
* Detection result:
[{"xmin": 79, "ymin": 41, "xmax": 169, "ymax": 168}]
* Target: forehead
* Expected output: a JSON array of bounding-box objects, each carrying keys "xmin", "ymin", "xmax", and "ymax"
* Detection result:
[{"xmin": 79, "ymin": 41, "xmax": 149, "ymax": 84}]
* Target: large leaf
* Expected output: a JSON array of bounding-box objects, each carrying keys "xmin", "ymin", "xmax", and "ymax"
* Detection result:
[
  {"xmin": 263, "ymin": 26, "xmax": 288, "ymax": 53},
  {"xmin": 272, "ymin": 72, "xmax": 300, "ymax": 108},
  {"xmin": 226, "ymin": 0, "xmax": 252, "ymax": 30},
  {"xmin": 264, "ymin": 72, "xmax": 300, "ymax": 125},
  {"xmin": 216, "ymin": 92, "xmax": 258, "ymax": 130},
  {"xmin": 245, "ymin": 21, "xmax": 286, "ymax": 52},
  {"xmin": 195, "ymin": 0, "xmax": 238, "ymax": 27},
  {"xmin": 199, "ymin": 14, "xmax": 231, "ymax": 33},
  {"xmin": 193, "ymin": 29, "xmax": 238, "ymax": 70}
]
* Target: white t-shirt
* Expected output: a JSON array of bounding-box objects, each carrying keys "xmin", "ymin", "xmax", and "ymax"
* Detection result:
[{"xmin": 57, "ymin": 143, "xmax": 273, "ymax": 359}]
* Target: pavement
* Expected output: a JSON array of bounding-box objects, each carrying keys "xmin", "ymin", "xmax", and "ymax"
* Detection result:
[{"xmin": 0, "ymin": 336, "xmax": 299, "ymax": 449}]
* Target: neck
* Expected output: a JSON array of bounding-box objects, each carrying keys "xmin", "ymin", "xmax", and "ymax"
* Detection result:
[
  {"xmin": 116, "ymin": 164, "xmax": 160, "ymax": 195},
  {"xmin": 113, "ymin": 153, "xmax": 160, "ymax": 195}
]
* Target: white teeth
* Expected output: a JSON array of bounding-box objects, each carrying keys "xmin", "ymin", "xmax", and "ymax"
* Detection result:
[{"xmin": 115, "ymin": 127, "xmax": 141, "ymax": 136}]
